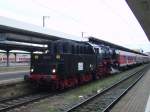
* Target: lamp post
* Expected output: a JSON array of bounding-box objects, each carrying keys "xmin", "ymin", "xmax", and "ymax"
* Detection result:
[
  {"xmin": 81, "ymin": 32, "xmax": 84, "ymax": 38},
  {"xmin": 42, "ymin": 16, "xmax": 50, "ymax": 27}
]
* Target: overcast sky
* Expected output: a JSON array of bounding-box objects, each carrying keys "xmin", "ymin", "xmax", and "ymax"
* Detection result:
[{"xmin": 0, "ymin": 0, "xmax": 150, "ymax": 52}]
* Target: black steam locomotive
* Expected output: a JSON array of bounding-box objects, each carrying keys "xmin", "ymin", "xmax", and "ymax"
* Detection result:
[{"xmin": 26, "ymin": 37, "xmax": 149, "ymax": 89}]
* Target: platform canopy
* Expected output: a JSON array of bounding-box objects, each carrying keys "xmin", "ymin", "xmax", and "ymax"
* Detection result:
[
  {"xmin": 89, "ymin": 37, "xmax": 147, "ymax": 56},
  {"xmin": 126, "ymin": 0, "xmax": 150, "ymax": 41},
  {"xmin": 0, "ymin": 41, "xmax": 46, "ymax": 52},
  {"xmin": 0, "ymin": 16, "xmax": 82, "ymax": 44}
]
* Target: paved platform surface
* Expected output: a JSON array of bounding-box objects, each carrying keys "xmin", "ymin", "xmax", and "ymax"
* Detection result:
[
  {"xmin": 0, "ymin": 66, "xmax": 29, "ymax": 73},
  {"xmin": 110, "ymin": 68, "xmax": 150, "ymax": 112},
  {"xmin": 0, "ymin": 71, "xmax": 29, "ymax": 81}
]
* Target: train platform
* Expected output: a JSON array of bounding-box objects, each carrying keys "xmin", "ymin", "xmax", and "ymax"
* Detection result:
[
  {"xmin": 0, "ymin": 66, "xmax": 29, "ymax": 73},
  {"xmin": 0, "ymin": 66, "xmax": 29, "ymax": 82},
  {"xmin": 110, "ymin": 68, "xmax": 150, "ymax": 112}
]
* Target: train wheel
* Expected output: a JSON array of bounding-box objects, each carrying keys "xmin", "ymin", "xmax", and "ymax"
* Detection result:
[
  {"xmin": 50, "ymin": 81, "xmax": 58, "ymax": 90},
  {"xmin": 51, "ymin": 84, "xmax": 56, "ymax": 90},
  {"xmin": 72, "ymin": 77, "xmax": 78, "ymax": 87},
  {"xmin": 59, "ymin": 80, "xmax": 65, "ymax": 90},
  {"xmin": 74, "ymin": 77, "xmax": 78, "ymax": 87}
]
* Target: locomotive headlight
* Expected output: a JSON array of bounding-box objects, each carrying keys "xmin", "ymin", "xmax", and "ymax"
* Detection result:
[
  {"xmin": 52, "ymin": 69, "xmax": 56, "ymax": 73},
  {"xmin": 31, "ymin": 68, "xmax": 34, "ymax": 72},
  {"xmin": 56, "ymin": 55, "xmax": 60, "ymax": 59}
]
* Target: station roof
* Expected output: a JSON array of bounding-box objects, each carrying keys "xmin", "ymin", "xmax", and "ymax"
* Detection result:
[
  {"xmin": 126, "ymin": 0, "xmax": 150, "ymax": 41},
  {"xmin": 0, "ymin": 41, "xmax": 46, "ymax": 52},
  {"xmin": 89, "ymin": 37, "xmax": 147, "ymax": 56},
  {"xmin": 0, "ymin": 16, "xmax": 82, "ymax": 44}
]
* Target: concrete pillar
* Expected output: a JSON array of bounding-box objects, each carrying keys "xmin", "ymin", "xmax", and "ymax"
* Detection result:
[
  {"xmin": 6, "ymin": 50, "xmax": 9, "ymax": 67},
  {"xmin": 30, "ymin": 52, "xmax": 32, "ymax": 66},
  {"xmin": 14, "ymin": 53, "xmax": 16, "ymax": 63}
]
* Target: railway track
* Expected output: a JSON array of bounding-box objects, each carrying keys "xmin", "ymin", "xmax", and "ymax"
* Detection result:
[
  {"xmin": 0, "ymin": 65, "xmax": 148, "ymax": 112},
  {"xmin": 0, "ymin": 92, "xmax": 53, "ymax": 112},
  {"xmin": 65, "ymin": 65, "xmax": 149, "ymax": 112}
]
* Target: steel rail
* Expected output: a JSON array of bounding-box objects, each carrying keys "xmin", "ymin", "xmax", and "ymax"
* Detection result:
[
  {"xmin": 0, "ymin": 92, "xmax": 53, "ymax": 112},
  {"xmin": 0, "ymin": 65, "xmax": 148, "ymax": 112},
  {"xmin": 102, "ymin": 68, "xmax": 147, "ymax": 112},
  {"xmin": 65, "ymin": 64, "xmax": 149, "ymax": 112}
]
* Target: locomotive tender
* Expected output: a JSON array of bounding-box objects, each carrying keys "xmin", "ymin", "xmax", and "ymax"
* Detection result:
[{"xmin": 27, "ymin": 37, "xmax": 149, "ymax": 89}]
